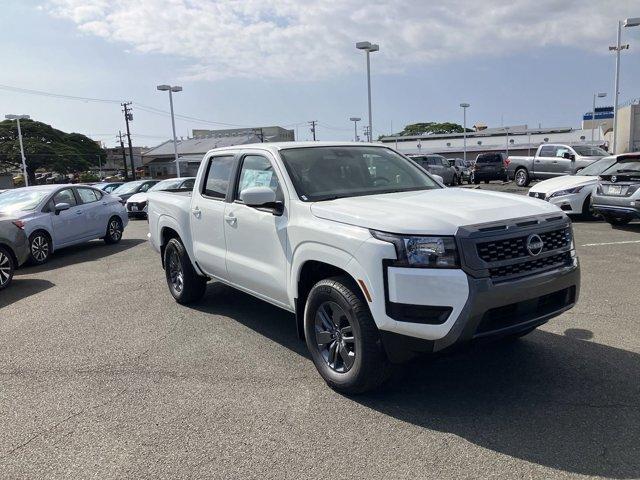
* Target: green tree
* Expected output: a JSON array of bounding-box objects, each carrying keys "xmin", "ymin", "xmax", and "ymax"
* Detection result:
[
  {"xmin": 0, "ymin": 119, "xmax": 105, "ymax": 185},
  {"xmin": 399, "ymin": 122, "xmax": 472, "ymax": 136}
]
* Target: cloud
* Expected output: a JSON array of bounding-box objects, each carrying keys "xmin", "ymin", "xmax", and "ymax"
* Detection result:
[{"xmin": 45, "ymin": 0, "xmax": 636, "ymax": 81}]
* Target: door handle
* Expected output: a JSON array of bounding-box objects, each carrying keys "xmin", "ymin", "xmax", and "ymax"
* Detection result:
[
  {"xmin": 224, "ymin": 214, "xmax": 237, "ymax": 226},
  {"xmin": 192, "ymin": 207, "xmax": 201, "ymax": 219},
  {"xmin": 76, "ymin": 210, "xmax": 83, "ymax": 215}
]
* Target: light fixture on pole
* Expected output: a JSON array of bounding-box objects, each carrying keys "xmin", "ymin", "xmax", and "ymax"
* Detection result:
[
  {"xmin": 356, "ymin": 41, "xmax": 379, "ymax": 142},
  {"xmin": 156, "ymin": 84, "xmax": 183, "ymax": 177},
  {"xmin": 349, "ymin": 117, "xmax": 361, "ymax": 141},
  {"xmin": 5, "ymin": 114, "xmax": 30, "ymax": 186},
  {"xmin": 610, "ymin": 17, "xmax": 640, "ymax": 153},
  {"xmin": 591, "ymin": 93, "xmax": 607, "ymax": 141},
  {"xmin": 459, "ymin": 103, "xmax": 470, "ymax": 163}
]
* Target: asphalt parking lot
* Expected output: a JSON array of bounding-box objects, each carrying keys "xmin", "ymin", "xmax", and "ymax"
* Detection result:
[{"xmin": 1, "ymin": 185, "xmax": 639, "ymax": 479}]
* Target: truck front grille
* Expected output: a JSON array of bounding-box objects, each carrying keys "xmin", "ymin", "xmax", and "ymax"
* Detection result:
[
  {"xmin": 488, "ymin": 251, "xmax": 573, "ymax": 278},
  {"xmin": 477, "ymin": 227, "xmax": 571, "ymax": 262}
]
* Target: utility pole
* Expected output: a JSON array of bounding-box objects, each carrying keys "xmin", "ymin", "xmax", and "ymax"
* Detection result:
[
  {"xmin": 118, "ymin": 131, "xmax": 129, "ymax": 180},
  {"xmin": 308, "ymin": 121, "xmax": 317, "ymax": 141},
  {"xmin": 122, "ymin": 102, "xmax": 137, "ymax": 180},
  {"xmin": 97, "ymin": 154, "xmax": 103, "ymax": 180}
]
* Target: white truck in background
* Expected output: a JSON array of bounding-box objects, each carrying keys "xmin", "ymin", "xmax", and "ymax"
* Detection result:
[{"xmin": 148, "ymin": 142, "xmax": 580, "ymax": 394}]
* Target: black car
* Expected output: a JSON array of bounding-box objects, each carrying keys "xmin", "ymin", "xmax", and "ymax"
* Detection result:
[{"xmin": 473, "ymin": 153, "xmax": 508, "ymax": 184}]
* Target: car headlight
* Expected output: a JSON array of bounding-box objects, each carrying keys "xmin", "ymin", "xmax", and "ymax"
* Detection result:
[
  {"xmin": 548, "ymin": 186, "xmax": 585, "ymax": 198},
  {"xmin": 370, "ymin": 230, "xmax": 460, "ymax": 268}
]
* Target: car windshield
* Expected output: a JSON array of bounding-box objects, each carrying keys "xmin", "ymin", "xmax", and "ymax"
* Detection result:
[
  {"xmin": 578, "ymin": 156, "xmax": 618, "ymax": 176},
  {"xmin": 0, "ymin": 189, "xmax": 50, "ymax": 213},
  {"xmin": 279, "ymin": 146, "xmax": 440, "ymax": 201},
  {"xmin": 601, "ymin": 160, "xmax": 640, "ymax": 175},
  {"xmin": 112, "ymin": 181, "xmax": 144, "ymax": 195},
  {"xmin": 573, "ymin": 146, "xmax": 608, "ymax": 156},
  {"xmin": 149, "ymin": 179, "xmax": 184, "ymax": 191}
]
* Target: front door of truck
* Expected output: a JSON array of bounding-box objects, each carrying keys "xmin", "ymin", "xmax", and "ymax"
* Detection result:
[
  {"xmin": 190, "ymin": 154, "xmax": 236, "ymax": 280},
  {"xmin": 534, "ymin": 145, "xmax": 558, "ymax": 179},
  {"xmin": 223, "ymin": 152, "xmax": 290, "ymax": 307}
]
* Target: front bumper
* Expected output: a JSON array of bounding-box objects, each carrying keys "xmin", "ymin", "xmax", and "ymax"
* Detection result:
[
  {"xmin": 529, "ymin": 192, "xmax": 584, "ymax": 214},
  {"xmin": 380, "ymin": 261, "xmax": 580, "ymax": 362}
]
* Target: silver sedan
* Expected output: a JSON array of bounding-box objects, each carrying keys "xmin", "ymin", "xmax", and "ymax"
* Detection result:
[{"xmin": 0, "ymin": 185, "xmax": 129, "ymax": 265}]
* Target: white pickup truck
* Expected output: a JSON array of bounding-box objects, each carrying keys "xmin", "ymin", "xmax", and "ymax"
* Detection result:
[{"xmin": 148, "ymin": 142, "xmax": 580, "ymax": 393}]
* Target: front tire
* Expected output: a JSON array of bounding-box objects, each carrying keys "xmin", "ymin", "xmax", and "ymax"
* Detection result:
[
  {"xmin": 304, "ymin": 276, "xmax": 391, "ymax": 394},
  {"xmin": 0, "ymin": 246, "xmax": 15, "ymax": 290},
  {"xmin": 104, "ymin": 216, "xmax": 123, "ymax": 244},
  {"xmin": 28, "ymin": 231, "xmax": 51, "ymax": 265},
  {"xmin": 163, "ymin": 238, "xmax": 207, "ymax": 304},
  {"xmin": 581, "ymin": 195, "xmax": 596, "ymax": 220}
]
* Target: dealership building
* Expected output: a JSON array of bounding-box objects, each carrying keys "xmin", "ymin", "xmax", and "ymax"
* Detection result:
[{"xmin": 380, "ymin": 101, "xmax": 640, "ymax": 159}]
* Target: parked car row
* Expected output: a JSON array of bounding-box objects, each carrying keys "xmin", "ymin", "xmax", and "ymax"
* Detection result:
[
  {"xmin": 125, "ymin": 177, "xmax": 195, "ymax": 219},
  {"xmin": 528, "ymin": 153, "xmax": 640, "ymax": 226}
]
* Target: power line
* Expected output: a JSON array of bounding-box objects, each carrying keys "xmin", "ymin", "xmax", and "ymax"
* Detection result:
[{"xmin": 0, "ymin": 83, "xmax": 122, "ymax": 104}]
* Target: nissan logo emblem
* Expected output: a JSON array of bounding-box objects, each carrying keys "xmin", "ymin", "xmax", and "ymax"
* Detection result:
[
  {"xmin": 611, "ymin": 175, "xmax": 617, "ymax": 183},
  {"xmin": 526, "ymin": 234, "xmax": 544, "ymax": 256}
]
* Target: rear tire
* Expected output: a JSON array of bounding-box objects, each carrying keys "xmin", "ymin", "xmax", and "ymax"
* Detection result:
[
  {"xmin": 104, "ymin": 216, "xmax": 123, "ymax": 244},
  {"xmin": 304, "ymin": 276, "xmax": 391, "ymax": 394},
  {"xmin": 163, "ymin": 238, "xmax": 207, "ymax": 304},
  {"xmin": 604, "ymin": 215, "xmax": 632, "ymax": 227},
  {"xmin": 0, "ymin": 245, "xmax": 15, "ymax": 291},
  {"xmin": 28, "ymin": 231, "xmax": 51, "ymax": 265},
  {"xmin": 484, "ymin": 180, "xmax": 490, "ymax": 184},
  {"xmin": 514, "ymin": 168, "xmax": 530, "ymax": 187}
]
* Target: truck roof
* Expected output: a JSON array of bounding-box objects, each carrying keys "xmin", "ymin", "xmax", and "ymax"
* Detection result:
[{"xmin": 203, "ymin": 141, "xmax": 390, "ymax": 157}]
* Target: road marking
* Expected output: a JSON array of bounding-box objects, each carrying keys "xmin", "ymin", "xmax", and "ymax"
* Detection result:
[{"xmin": 581, "ymin": 240, "xmax": 640, "ymax": 247}]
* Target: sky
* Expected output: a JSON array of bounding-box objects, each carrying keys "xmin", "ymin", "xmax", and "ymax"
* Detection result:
[{"xmin": 1, "ymin": 0, "xmax": 639, "ymax": 147}]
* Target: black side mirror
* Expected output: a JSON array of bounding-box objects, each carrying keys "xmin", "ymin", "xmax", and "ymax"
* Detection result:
[
  {"xmin": 563, "ymin": 152, "xmax": 575, "ymax": 161},
  {"xmin": 54, "ymin": 202, "xmax": 71, "ymax": 215}
]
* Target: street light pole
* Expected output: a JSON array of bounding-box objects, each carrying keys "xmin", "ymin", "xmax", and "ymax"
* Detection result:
[
  {"xmin": 611, "ymin": 17, "xmax": 640, "ymax": 153},
  {"xmin": 5, "ymin": 114, "xmax": 30, "ymax": 186},
  {"xmin": 349, "ymin": 117, "xmax": 361, "ymax": 142},
  {"xmin": 460, "ymin": 103, "xmax": 470, "ymax": 163},
  {"xmin": 356, "ymin": 41, "xmax": 379, "ymax": 142},
  {"xmin": 157, "ymin": 84, "xmax": 183, "ymax": 177},
  {"xmin": 591, "ymin": 92, "xmax": 607, "ymax": 141}
]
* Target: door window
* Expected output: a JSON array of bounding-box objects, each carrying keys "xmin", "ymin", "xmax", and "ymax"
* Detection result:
[
  {"xmin": 181, "ymin": 178, "xmax": 195, "ymax": 189},
  {"xmin": 539, "ymin": 146, "xmax": 556, "ymax": 157},
  {"xmin": 555, "ymin": 147, "xmax": 570, "ymax": 158},
  {"xmin": 53, "ymin": 188, "xmax": 77, "ymax": 206},
  {"xmin": 236, "ymin": 155, "xmax": 283, "ymax": 201},
  {"xmin": 203, "ymin": 155, "xmax": 235, "ymax": 199},
  {"xmin": 77, "ymin": 187, "xmax": 100, "ymax": 204},
  {"xmin": 139, "ymin": 182, "xmax": 154, "ymax": 193}
]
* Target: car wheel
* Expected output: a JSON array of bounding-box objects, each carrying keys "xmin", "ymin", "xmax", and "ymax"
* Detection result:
[
  {"xmin": 163, "ymin": 238, "xmax": 207, "ymax": 304},
  {"xmin": 304, "ymin": 276, "xmax": 391, "ymax": 394},
  {"xmin": 581, "ymin": 195, "xmax": 596, "ymax": 220},
  {"xmin": 604, "ymin": 215, "xmax": 632, "ymax": 227},
  {"xmin": 0, "ymin": 246, "xmax": 15, "ymax": 291},
  {"xmin": 473, "ymin": 178, "xmax": 480, "ymax": 185},
  {"xmin": 484, "ymin": 180, "xmax": 490, "ymax": 184},
  {"xmin": 104, "ymin": 217, "xmax": 123, "ymax": 244},
  {"xmin": 28, "ymin": 231, "xmax": 51, "ymax": 265},
  {"xmin": 514, "ymin": 168, "xmax": 530, "ymax": 187}
]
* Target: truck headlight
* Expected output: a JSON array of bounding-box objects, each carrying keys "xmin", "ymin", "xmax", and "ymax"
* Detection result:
[
  {"xmin": 371, "ymin": 230, "xmax": 460, "ymax": 268},
  {"xmin": 548, "ymin": 186, "xmax": 585, "ymax": 198}
]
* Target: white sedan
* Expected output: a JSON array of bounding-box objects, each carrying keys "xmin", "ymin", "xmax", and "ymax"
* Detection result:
[
  {"xmin": 126, "ymin": 177, "xmax": 195, "ymax": 218},
  {"xmin": 528, "ymin": 156, "xmax": 618, "ymax": 217}
]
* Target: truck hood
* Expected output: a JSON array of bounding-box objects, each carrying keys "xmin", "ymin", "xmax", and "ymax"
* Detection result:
[
  {"xmin": 529, "ymin": 175, "xmax": 597, "ymax": 193},
  {"xmin": 310, "ymin": 188, "xmax": 562, "ymax": 235}
]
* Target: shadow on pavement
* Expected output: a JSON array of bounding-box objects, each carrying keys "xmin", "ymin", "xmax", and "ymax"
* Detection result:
[
  {"xmin": 0, "ymin": 278, "xmax": 55, "ymax": 309},
  {"xmin": 15, "ymin": 238, "xmax": 146, "ymax": 275},
  {"xmin": 192, "ymin": 283, "xmax": 640, "ymax": 478}
]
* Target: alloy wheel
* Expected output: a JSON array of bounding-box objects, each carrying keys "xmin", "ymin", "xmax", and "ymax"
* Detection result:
[
  {"xmin": 168, "ymin": 249, "xmax": 184, "ymax": 294},
  {"xmin": 109, "ymin": 219, "xmax": 122, "ymax": 241},
  {"xmin": 31, "ymin": 235, "xmax": 49, "ymax": 263},
  {"xmin": 0, "ymin": 251, "xmax": 12, "ymax": 287},
  {"xmin": 314, "ymin": 301, "xmax": 356, "ymax": 373},
  {"xmin": 515, "ymin": 170, "xmax": 527, "ymax": 187}
]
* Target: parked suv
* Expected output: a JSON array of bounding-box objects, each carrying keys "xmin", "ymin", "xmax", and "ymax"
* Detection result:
[
  {"xmin": 473, "ymin": 153, "xmax": 508, "ymax": 183},
  {"xmin": 408, "ymin": 154, "xmax": 458, "ymax": 185},
  {"xmin": 591, "ymin": 153, "xmax": 640, "ymax": 226},
  {"xmin": 0, "ymin": 215, "xmax": 30, "ymax": 290},
  {"xmin": 449, "ymin": 158, "xmax": 472, "ymax": 184},
  {"xmin": 148, "ymin": 142, "xmax": 580, "ymax": 394}
]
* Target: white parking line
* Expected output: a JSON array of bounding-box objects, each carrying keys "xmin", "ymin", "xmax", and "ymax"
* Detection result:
[{"xmin": 581, "ymin": 240, "xmax": 640, "ymax": 247}]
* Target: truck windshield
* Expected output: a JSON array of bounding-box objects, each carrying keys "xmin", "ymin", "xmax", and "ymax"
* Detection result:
[
  {"xmin": 573, "ymin": 146, "xmax": 608, "ymax": 156},
  {"xmin": 279, "ymin": 146, "xmax": 440, "ymax": 201}
]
